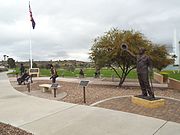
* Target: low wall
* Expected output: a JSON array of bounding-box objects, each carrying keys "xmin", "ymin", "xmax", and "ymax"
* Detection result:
[
  {"xmin": 168, "ymin": 78, "xmax": 180, "ymax": 91},
  {"xmin": 153, "ymin": 72, "xmax": 164, "ymax": 84}
]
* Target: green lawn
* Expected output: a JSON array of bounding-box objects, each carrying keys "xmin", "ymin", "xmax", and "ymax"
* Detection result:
[
  {"xmin": 41, "ymin": 68, "xmax": 138, "ymax": 79},
  {"xmin": 9, "ymin": 68, "xmax": 138, "ymax": 79},
  {"xmin": 161, "ymin": 70, "xmax": 180, "ymax": 81},
  {"xmin": 56, "ymin": 68, "xmax": 137, "ymax": 79},
  {"xmin": 9, "ymin": 68, "xmax": 180, "ymax": 80}
]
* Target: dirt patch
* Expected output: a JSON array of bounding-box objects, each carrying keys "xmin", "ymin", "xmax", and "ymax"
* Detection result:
[{"xmin": 0, "ymin": 122, "xmax": 33, "ymax": 135}]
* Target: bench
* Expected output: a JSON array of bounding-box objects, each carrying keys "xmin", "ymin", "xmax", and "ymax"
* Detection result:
[{"xmin": 39, "ymin": 84, "xmax": 61, "ymax": 94}]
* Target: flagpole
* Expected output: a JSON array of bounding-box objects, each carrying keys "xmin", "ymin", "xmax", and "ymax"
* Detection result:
[
  {"xmin": 29, "ymin": 23, "xmax": 32, "ymax": 69},
  {"xmin": 29, "ymin": 0, "xmax": 33, "ymax": 69}
]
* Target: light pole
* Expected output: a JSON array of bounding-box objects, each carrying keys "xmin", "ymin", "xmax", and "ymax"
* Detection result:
[{"xmin": 179, "ymin": 41, "xmax": 180, "ymax": 71}]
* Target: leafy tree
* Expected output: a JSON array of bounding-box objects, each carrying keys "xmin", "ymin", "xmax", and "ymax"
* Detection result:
[
  {"xmin": 39, "ymin": 64, "xmax": 45, "ymax": 68},
  {"xmin": 55, "ymin": 63, "xmax": 61, "ymax": 69},
  {"xmin": 7, "ymin": 58, "xmax": 16, "ymax": 68},
  {"xmin": 149, "ymin": 45, "xmax": 174, "ymax": 71},
  {"xmin": 45, "ymin": 64, "xmax": 52, "ymax": 69},
  {"xmin": 66, "ymin": 64, "xmax": 75, "ymax": 72},
  {"xmin": 90, "ymin": 28, "xmax": 173, "ymax": 86}
]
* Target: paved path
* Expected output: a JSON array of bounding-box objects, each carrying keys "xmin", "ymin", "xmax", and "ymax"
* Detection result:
[{"xmin": 1, "ymin": 72, "xmax": 180, "ymax": 135}]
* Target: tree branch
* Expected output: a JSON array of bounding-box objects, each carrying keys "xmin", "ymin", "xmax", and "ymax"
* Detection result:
[{"xmin": 110, "ymin": 65, "xmax": 121, "ymax": 79}]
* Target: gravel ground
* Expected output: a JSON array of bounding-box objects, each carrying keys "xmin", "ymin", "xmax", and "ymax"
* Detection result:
[
  {"xmin": 10, "ymin": 79, "xmax": 180, "ymax": 105},
  {"xmin": 0, "ymin": 122, "xmax": 33, "ymax": 135}
]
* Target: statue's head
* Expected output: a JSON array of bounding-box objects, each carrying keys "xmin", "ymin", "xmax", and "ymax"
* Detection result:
[
  {"xmin": 49, "ymin": 64, "xmax": 54, "ymax": 69},
  {"xmin": 139, "ymin": 47, "xmax": 146, "ymax": 55}
]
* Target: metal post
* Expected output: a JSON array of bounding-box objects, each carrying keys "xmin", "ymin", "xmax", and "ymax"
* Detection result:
[
  {"xmin": 179, "ymin": 41, "xmax": 180, "ymax": 72},
  {"xmin": 27, "ymin": 82, "xmax": 30, "ymax": 92},
  {"xmin": 83, "ymin": 86, "xmax": 86, "ymax": 103},
  {"xmin": 54, "ymin": 88, "xmax": 56, "ymax": 98},
  {"xmin": 30, "ymin": 75, "xmax": 33, "ymax": 83},
  {"xmin": 29, "ymin": 2, "xmax": 33, "ymax": 69}
]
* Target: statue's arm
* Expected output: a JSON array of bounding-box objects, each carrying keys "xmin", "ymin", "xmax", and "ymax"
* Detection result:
[{"xmin": 125, "ymin": 50, "xmax": 136, "ymax": 58}]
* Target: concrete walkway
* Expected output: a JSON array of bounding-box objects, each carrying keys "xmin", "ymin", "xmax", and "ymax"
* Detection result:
[{"xmin": 1, "ymin": 72, "xmax": 180, "ymax": 135}]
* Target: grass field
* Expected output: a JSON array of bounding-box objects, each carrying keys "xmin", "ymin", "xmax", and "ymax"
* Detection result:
[
  {"xmin": 9, "ymin": 68, "xmax": 180, "ymax": 80},
  {"xmin": 9, "ymin": 68, "xmax": 137, "ymax": 79},
  {"xmin": 160, "ymin": 70, "xmax": 180, "ymax": 81},
  {"xmin": 40, "ymin": 68, "xmax": 138, "ymax": 79}
]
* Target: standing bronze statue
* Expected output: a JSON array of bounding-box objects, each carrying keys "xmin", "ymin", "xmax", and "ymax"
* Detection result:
[
  {"xmin": 49, "ymin": 64, "xmax": 58, "ymax": 83},
  {"xmin": 19, "ymin": 63, "xmax": 25, "ymax": 76},
  {"xmin": 121, "ymin": 43, "xmax": 155, "ymax": 99}
]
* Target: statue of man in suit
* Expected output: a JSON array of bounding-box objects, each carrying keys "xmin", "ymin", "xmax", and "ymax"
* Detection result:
[{"xmin": 122, "ymin": 45, "xmax": 155, "ymax": 99}]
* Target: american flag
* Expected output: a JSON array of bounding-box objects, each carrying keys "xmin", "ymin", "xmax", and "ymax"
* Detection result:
[{"xmin": 29, "ymin": 2, "xmax": 36, "ymax": 29}]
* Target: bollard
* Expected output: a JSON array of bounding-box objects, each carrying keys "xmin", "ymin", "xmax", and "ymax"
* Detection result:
[
  {"xmin": 83, "ymin": 86, "xmax": 86, "ymax": 103},
  {"xmin": 30, "ymin": 75, "xmax": 33, "ymax": 83},
  {"xmin": 53, "ymin": 88, "xmax": 56, "ymax": 97},
  {"xmin": 27, "ymin": 82, "xmax": 30, "ymax": 92}
]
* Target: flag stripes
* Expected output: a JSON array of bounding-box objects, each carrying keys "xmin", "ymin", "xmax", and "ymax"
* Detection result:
[{"xmin": 29, "ymin": 2, "xmax": 36, "ymax": 29}]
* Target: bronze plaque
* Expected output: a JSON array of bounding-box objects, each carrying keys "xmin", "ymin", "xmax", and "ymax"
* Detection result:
[
  {"xmin": 51, "ymin": 83, "xmax": 59, "ymax": 88},
  {"xmin": 80, "ymin": 81, "xmax": 89, "ymax": 87},
  {"xmin": 30, "ymin": 68, "xmax": 39, "ymax": 72}
]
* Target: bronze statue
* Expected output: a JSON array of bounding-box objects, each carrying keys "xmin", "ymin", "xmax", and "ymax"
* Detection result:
[
  {"xmin": 121, "ymin": 43, "xmax": 155, "ymax": 99},
  {"xmin": 79, "ymin": 69, "xmax": 84, "ymax": 78},
  {"xmin": 19, "ymin": 63, "xmax": 25, "ymax": 76},
  {"xmin": 50, "ymin": 64, "xmax": 58, "ymax": 83}
]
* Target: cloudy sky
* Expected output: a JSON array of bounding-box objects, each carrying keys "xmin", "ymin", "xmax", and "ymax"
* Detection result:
[{"xmin": 0, "ymin": 0, "xmax": 180, "ymax": 62}]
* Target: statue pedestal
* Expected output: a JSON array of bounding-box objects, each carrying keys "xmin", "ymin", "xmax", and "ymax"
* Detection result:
[{"xmin": 131, "ymin": 96, "xmax": 165, "ymax": 108}]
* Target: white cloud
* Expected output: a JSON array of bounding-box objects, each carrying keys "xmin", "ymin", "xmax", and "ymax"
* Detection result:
[{"xmin": 0, "ymin": 0, "xmax": 180, "ymax": 61}]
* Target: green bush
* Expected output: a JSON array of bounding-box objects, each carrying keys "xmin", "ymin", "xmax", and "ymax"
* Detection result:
[{"xmin": 159, "ymin": 71, "xmax": 168, "ymax": 78}]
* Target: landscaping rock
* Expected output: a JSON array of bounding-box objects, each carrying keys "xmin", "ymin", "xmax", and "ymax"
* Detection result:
[{"xmin": 0, "ymin": 122, "xmax": 33, "ymax": 135}]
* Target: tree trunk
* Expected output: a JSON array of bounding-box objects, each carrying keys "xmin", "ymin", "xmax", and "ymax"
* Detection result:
[
  {"xmin": 110, "ymin": 65, "xmax": 136, "ymax": 87},
  {"xmin": 95, "ymin": 68, "xmax": 100, "ymax": 78},
  {"xmin": 118, "ymin": 73, "xmax": 127, "ymax": 87}
]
